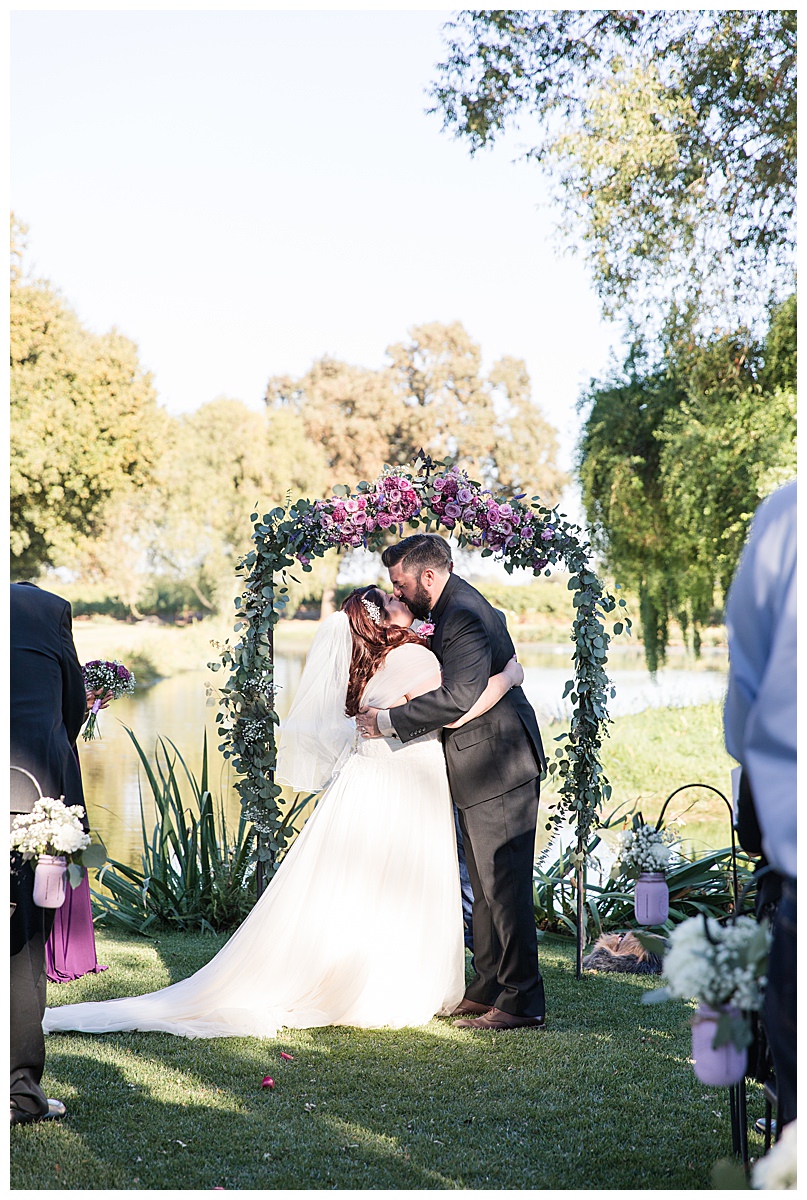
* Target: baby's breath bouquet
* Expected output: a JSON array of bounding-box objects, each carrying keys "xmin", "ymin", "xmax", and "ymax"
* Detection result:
[
  {"xmin": 613, "ymin": 820, "xmax": 678, "ymax": 879},
  {"xmin": 10, "ymin": 796, "xmax": 104, "ymax": 886},
  {"xmin": 643, "ymin": 914, "xmax": 770, "ymax": 1050}
]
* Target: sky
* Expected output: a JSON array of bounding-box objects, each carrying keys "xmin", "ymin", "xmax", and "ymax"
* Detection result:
[{"xmin": 10, "ymin": 9, "xmax": 622, "ymax": 499}]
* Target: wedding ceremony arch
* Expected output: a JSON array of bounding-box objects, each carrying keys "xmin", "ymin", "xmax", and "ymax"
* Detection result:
[{"xmin": 214, "ymin": 456, "xmax": 630, "ymax": 975}]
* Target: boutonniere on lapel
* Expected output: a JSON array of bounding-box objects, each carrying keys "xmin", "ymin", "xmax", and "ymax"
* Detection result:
[{"xmin": 416, "ymin": 622, "xmax": 435, "ymax": 638}]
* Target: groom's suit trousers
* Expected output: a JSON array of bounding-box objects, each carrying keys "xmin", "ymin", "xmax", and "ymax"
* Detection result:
[{"xmin": 457, "ymin": 777, "xmax": 545, "ymax": 1018}]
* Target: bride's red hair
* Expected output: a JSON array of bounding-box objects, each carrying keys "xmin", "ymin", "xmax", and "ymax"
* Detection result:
[{"xmin": 341, "ymin": 587, "xmax": 426, "ymax": 717}]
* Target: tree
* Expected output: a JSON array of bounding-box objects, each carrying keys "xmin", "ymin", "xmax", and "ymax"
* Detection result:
[
  {"xmin": 266, "ymin": 357, "xmax": 403, "ymax": 485},
  {"xmin": 577, "ymin": 297, "xmax": 796, "ymax": 670},
  {"xmin": 148, "ymin": 399, "xmax": 330, "ymax": 613},
  {"xmin": 10, "ymin": 228, "xmax": 166, "ymax": 577},
  {"xmin": 267, "ymin": 324, "xmax": 566, "ymax": 505},
  {"xmin": 430, "ymin": 10, "xmax": 796, "ymax": 332},
  {"xmin": 266, "ymin": 326, "xmax": 567, "ymax": 614},
  {"xmin": 387, "ymin": 322, "xmax": 567, "ymax": 503}
]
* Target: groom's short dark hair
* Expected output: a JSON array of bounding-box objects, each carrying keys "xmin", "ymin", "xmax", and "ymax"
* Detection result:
[{"xmin": 381, "ymin": 534, "xmax": 452, "ymax": 575}]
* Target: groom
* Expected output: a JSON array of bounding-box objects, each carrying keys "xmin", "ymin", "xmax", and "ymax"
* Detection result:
[{"xmin": 356, "ymin": 534, "xmax": 547, "ymax": 1030}]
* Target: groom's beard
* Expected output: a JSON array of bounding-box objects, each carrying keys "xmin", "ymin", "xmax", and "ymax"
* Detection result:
[{"xmin": 406, "ymin": 579, "xmax": 432, "ymax": 621}]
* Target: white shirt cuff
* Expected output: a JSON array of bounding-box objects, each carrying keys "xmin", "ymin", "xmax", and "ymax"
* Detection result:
[{"xmin": 377, "ymin": 708, "xmax": 398, "ymax": 738}]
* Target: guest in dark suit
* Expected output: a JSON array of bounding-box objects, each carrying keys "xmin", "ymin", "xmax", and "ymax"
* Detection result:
[
  {"xmin": 356, "ymin": 535, "xmax": 547, "ymax": 1030},
  {"xmin": 10, "ymin": 581, "xmax": 88, "ymax": 1126}
]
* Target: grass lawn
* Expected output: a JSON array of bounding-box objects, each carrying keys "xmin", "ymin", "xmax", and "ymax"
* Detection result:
[{"xmin": 12, "ymin": 930, "xmax": 765, "ymax": 1190}]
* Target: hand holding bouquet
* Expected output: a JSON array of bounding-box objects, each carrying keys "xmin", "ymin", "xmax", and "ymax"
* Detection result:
[{"xmin": 81, "ymin": 659, "xmax": 136, "ymax": 740}]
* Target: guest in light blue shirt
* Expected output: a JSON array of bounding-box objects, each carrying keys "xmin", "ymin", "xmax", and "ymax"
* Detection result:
[{"xmin": 724, "ymin": 477, "xmax": 797, "ymax": 1130}]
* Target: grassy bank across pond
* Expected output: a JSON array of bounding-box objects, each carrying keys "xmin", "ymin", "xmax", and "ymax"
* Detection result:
[{"xmin": 15, "ymin": 930, "xmax": 764, "ymax": 1190}]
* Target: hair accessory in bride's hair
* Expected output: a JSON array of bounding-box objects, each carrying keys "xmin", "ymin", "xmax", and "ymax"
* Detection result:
[{"xmin": 361, "ymin": 595, "xmax": 383, "ymax": 625}]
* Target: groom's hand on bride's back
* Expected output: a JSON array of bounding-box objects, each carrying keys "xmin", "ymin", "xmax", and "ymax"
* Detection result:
[{"xmin": 357, "ymin": 707, "xmax": 382, "ymax": 738}]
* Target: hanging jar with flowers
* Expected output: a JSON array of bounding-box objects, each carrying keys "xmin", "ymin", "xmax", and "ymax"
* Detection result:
[
  {"xmin": 10, "ymin": 792, "xmax": 104, "ymax": 908},
  {"xmin": 613, "ymin": 818, "xmax": 678, "ymax": 925},
  {"xmin": 642, "ymin": 914, "xmax": 770, "ymax": 1086}
]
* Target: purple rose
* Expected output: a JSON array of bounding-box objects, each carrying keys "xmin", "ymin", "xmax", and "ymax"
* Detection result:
[
  {"xmin": 444, "ymin": 502, "xmax": 462, "ymax": 519},
  {"xmin": 377, "ymin": 512, "xmax": 393, "ymax": 528},
  {"xmin": 533, "ymin": 557, "xmax": 548, "ymax": 571},
  {"xmin": 457, "ymin": 487, "xmax": 473, "ymax": 505},
  {"xmin": 116, "ymin": 665, "xmax": 130, "ymax": 681}
]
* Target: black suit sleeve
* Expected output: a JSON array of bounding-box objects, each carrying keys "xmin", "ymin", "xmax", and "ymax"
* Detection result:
[
  {"xmin": 59, "ymin": 602, "xmax": 86, "ymax": 746},
  {"xmin": 389, "ymin": 606, "xmax": 492, "ymax": 741}
]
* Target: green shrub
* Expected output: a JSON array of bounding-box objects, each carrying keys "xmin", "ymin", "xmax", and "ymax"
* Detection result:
[
  {"xmin": 534, "ymin": 803, "xmax": 755, "ymax": 942},
  {"xmin": 91, "ymin": 729, "xmax": 259, "ymax": 933}
]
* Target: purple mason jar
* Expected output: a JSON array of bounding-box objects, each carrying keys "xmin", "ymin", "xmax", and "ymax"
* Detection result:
[
  {"xmin": 634, "ymin": 871, "xmax": 669, "ymax": 925},
  {"xmin": 691, "ymin": 1004, "xmax": 747, "ymax": 1086}
]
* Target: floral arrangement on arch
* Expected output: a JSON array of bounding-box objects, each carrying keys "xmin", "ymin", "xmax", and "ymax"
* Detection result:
[
  {"xmin": 293, "ymin": 463, "xmax": 576, "ymax": 574},
  {"xmin": 613, "ymin": 820, "xmax": 679, "ymax": 879},
  {"xmin": 215, "ymin": 455, "xmax": 631, "ymax": 884}
]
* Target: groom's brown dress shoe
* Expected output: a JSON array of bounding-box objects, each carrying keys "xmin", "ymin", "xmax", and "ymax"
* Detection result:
[
  {"xmin": 450, "ymin": 999, "xmax": 494, "ymax": 1017},
  {"xmin": 453, "ymin": 1007, "xmax": 546, "ymax": 1031}
]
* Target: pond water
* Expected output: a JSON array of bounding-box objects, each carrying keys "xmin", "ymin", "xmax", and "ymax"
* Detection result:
[{"xmin": 79, "ymin": 643, "xmax": 729, "ymax": 875}]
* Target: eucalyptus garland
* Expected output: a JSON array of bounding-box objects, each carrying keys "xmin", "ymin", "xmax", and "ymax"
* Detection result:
[{"xmin": 212, "ymin": 459, "xmax": 629, "ymax": 876}]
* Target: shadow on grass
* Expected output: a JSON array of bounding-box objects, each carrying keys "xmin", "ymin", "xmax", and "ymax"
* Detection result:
[{"xmin": 17, "ymin": 933, "xmax": 766, "ymax": 1190}]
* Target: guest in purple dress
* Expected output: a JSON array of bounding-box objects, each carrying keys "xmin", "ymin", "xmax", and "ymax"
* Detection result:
[
  {"xmin": 46, "ymin": 872, "xmax": 108, "ymax": 983},
  {"xmin": 45, "ymin": 709, "xmax": 110, "ymax": 984}
]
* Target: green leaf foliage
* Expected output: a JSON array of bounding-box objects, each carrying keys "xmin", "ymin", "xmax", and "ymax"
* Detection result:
[
  {"xmin": 430, "ymin": 10, "xmax": 795, "ymax": 331},
  {"xmin": 577, "ymin": 298, "xmax": 796, "ymax": 670},
  {"xmin": 10, "ymin": 219, "xmax": 165, "ymax": 578},
  {"xmin": 91, "ymin": 729, "xmax": 260, "ymax": 933}
]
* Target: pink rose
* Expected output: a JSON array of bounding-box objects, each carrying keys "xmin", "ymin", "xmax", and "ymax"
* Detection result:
[{"xmin": 377, "ymin": 513, "xmax": 393, "ymax": 528}]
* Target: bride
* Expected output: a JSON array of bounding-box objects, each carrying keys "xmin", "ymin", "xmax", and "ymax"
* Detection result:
[{"xmin": 44, "ymin": 586, "xmax": 523, "ymax": 1039}]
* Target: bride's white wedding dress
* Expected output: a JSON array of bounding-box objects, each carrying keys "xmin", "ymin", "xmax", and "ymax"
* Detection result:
[{"xmin": 44, "ymin": 639, "xmax": 465, "ymax": 1039}]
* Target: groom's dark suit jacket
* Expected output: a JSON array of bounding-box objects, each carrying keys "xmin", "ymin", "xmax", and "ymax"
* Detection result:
[{"xmin": 389, "ymin": 572, "xmax": 545, "ymax": 806}]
